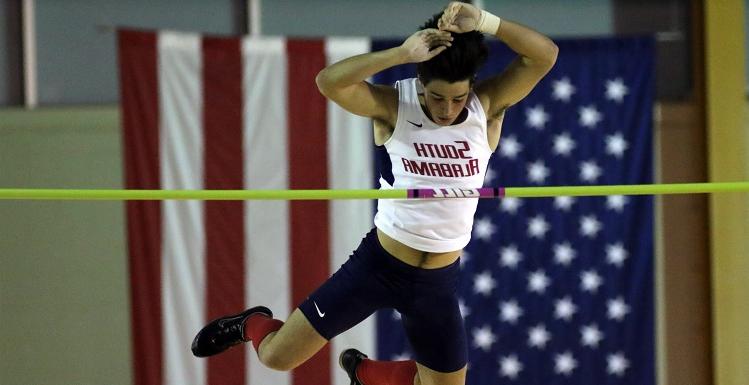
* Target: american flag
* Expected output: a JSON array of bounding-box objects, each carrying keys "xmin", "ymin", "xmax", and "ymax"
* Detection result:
[
  {"xmin": 374, "ymin": 38, "xmax": 656, "ymax": 385},
  {"xmin": 120, "ymin": 29, "xmax": 654, "ymax": 385}
]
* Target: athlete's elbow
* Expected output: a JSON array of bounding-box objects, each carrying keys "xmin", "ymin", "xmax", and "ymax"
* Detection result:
[
  {"xmin": 524, "ymin": 41, "xmax": 557, "ymax": 71},
  {"xmin": 315, "ymin": 69, "xmax": 334, "ymax": 97},
  {"xmin": 541, "ymin": 41, "xmax": 559, "ymax": 68}
]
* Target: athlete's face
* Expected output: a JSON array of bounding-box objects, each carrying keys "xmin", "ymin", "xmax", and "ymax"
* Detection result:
[{"xmin": 421, "ymin": 78, "xmax": 471, "ymax": 126}]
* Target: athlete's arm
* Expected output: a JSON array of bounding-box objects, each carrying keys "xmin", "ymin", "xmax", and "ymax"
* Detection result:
[
  {"xmin": 477, "ymin": 19, "xmax": 558, "ymax": 118},
  {"xmin": 438, "ymin": 2, "xmax": 558, "ymax": 119},
  {"xmin": 315, "ymin": 29, "xmax": 453, "ymax": 126}
]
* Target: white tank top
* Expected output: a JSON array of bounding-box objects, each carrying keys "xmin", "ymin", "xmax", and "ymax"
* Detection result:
[{"xmin": 374, "ymin": 78, "xmax": 495, "ymax": 252}]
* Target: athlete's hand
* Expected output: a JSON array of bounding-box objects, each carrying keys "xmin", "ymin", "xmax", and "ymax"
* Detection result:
[
  {"xmin": 399, "ymin": 29, "xmax": 453, "ymax": 63},
  {"xmin": 438, "ymin": 1, "xmax": 481, "ymax": 33}
]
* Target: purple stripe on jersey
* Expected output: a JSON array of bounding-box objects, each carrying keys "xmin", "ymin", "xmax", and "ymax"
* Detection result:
[{"xmin": 407, "ymin": 188, "xmax": 505, "ymax": 199}]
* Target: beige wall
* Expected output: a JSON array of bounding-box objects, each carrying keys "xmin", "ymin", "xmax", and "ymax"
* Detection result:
[
  {"xmin": 704, "ymin": 1, "xmax": 749, "ymax": 385},
  {"xmin": 0, "ymin": 107, "xmax": 131, "ymax": 385}
]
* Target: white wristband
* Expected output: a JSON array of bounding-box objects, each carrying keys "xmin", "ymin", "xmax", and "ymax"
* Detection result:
[{"xmin": 477, "ymin": 10, "xmax": 501, "ymax": 35}]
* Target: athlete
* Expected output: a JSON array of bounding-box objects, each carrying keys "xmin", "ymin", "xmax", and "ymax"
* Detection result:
[{"xmin": 191, "ymin": 2, "xmax": 557, "ymax": 385}]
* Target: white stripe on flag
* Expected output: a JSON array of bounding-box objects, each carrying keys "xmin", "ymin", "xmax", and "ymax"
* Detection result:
[
  {"xmin": 158, "ymin": 31, "xmax": 206, "ymax": 385},
  {"xmin": 325, "ymin": 37, "xmax": 376, "ymax": 385},
  {"xmin": 242, "ymin": 36, "xmax": 292, "ymax": 385}
]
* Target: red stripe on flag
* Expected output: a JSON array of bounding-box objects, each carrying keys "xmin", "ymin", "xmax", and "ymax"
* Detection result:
[
  {"xmin": 286, "ymin": 39, "xmax": 332, "ymax": 385},
  {"xmin": 202, "ymin": 36, "xmax": 247, "ymax": 385},
  {"xmin": 118, "ymin": 29, "xmax": 162, "ymax": 385}
]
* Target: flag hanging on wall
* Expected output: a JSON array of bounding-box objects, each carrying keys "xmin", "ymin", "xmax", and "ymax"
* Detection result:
[{"xmin": 120, "ymin": 29, "xmax": 654, "ymax": 385}]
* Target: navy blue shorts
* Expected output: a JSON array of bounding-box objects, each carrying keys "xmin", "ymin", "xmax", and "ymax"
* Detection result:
[{"xmin": 298, "ymin": 228, "xmax": 467, "ymax": 373}]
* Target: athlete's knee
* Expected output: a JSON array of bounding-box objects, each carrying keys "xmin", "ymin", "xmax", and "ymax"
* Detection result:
[
  {"xmin": 257, "ymin": 333, "xmax": 299, "ymax": 372},
  {"xmin": 258, "ymin": 346, "xmax": 298, "ymax": 371}
]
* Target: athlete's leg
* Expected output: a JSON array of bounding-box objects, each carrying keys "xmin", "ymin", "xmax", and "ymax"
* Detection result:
[
  {"xmin": 251, "ymin": 309, "xmax": 327, "ymax": 371},
  {"xmin": 401, "ymin": 261, "xmax": 467, "ymax": 385},
  {"xmin": 257, "ymin": 230, "xmax": 393, "ymax": 370},
  {"xmin": 401, "ymin": 297, "xmax": 468, "ymax": 385},
  {"xmin": 339, "ymin": 348, "xmax": 418, "ymax": 385},
  {"xmin": 193, "ymin": 304, "xmax": 344, "ymax": 372},
  {"xmin": 340, "ymin": 346, "xmax": 467, "ymax": 385},
  {"xmin": 349, "ymin": 303, "xmax": 467, "ymax": 385},
  {"xmin": 339, "ymin": 241, "xmax": 467, "ymax": 385}
]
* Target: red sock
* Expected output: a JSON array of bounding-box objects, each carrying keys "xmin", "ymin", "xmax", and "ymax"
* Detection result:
[
  {"xmin": 356, "ymin": 359, "xmax": 417, "ymax": 385},
  {"xmin": 243, "ymin": 314, "xmax": 284, "ymax": 352}
]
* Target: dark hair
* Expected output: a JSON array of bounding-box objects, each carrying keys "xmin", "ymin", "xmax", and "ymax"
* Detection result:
[{"xmin": 416, "ymin": 11, "xmax": 489, "ymax": 86}]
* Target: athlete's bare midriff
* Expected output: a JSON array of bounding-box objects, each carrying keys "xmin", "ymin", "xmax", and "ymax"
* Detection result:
[{"xmin": 377, "ymin": 228, "xmax": 462, "ymax": 269}]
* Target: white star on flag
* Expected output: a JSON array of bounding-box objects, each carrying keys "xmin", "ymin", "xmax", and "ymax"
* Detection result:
[
  {"xmin": 473, "ymin": 217, "xmax": 496, "ymax": 241},
  {"xmin": 606, "ymin": 243, "xmax": 628, "ymax": 267},
  {"xmin": 552, "ymin": 77, "xmax": 576, "ymax": 102},
  {"xmin": 580, "ymin": 270, "xmax": 603, "ymax": 292},
  {"xmin": 527, "ymin": 215, "xmax": 550, "ymax": 239},
  {"xmin": 606, "ymin": 132, "xmax": 629, "ymax": 158},
  {"xmin": 499, "ymin": 355, "xmax": 524, "ymax": 379},
  {"xmin": 528, "ymin": 160, "xmax": 551, "ymax": 184},
  {"xmin": 553, "ymin": 132, "xmax": 576, "ymax": 156},
  {"xmin": 474, "ymin": 271, "xmax": 497, "ymax": 296},
  {"xmin": 473, "ymin": 325, "xmax": 497, "ymax": 351},
  {"xmin": 500, "ymin": 197, "xmax": 523, "ymax": 214},
  {"xmin": 528, "ymin": 269, "xmax": 551, "ymax": 293},
  {"xmin": 554, "ymin": 351, "xmax": 578, "ymax": 376},
  {"xmin": 554, "ymin": 196, "xmax": 576, "ymax": 211},
  {"xmin": 499, "ymin": 135, "xmax": 523, "ymax": 159},
  {"xmin": 392, "ymin": 310, "xmax": 402, "ymax": 320},
  {"xmin": 607, "ymin": 353, "xmax": 630, "ymax": 376},
  {"xmin": 606, "ymin": 195, "xmax": 629, "ymax": 212},
  {"xmin": 580, "ymin": 215, "xmax": 603, "ymax": 238},
  {"xmin": 606, "ymin": 77, "xmax": 629, "ymax": 102},
  {"xmin": 580, "ymin": 160, "xmax": 603, "ymax": 182},
  {"xmin": 500, "ymin": 245, "xmax": 523, "ymax": 269},
  {"xmin": 500, "ymin": 300, "xmax": 524, "ymax": 324},
  {"xmin": 553, "ymin": 242, "xmax": 577, "ymax": 266},
  {"xmin": 580, "ymin": 324, "xmax": 604, "ymax": 348},
  {"xmin": 526, "ymin": 104, "xmax": 550, "ymax": 129},
  {"xmin": 579, "ymin": 105, "xmax": 603, "ymax": 128},
  {"xmin": 392, "ymin": 351, "xmax": 411, "ymax": 361},
  {"xmin": 607, "ymin": 297, "xmax": 630, "ymax": 321},
  {"xmin": 554, "ymin": 296, "xmax": 577, "ymax": 321},
  {"xmin": 528, "ymin": 324, "xmax": 551, "ymax": 349}
]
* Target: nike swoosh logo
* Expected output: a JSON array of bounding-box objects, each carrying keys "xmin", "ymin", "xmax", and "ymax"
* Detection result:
[
  {"xmin": 314, "ymin": 302, "xmax": 325, "ymax": 318},
  {"xmin": 407, "ymin": 120, "xmax": 423, "ymax": 127}
]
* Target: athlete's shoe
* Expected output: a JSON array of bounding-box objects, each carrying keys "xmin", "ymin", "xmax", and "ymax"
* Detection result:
[
  {"xmin": 191, "ymin": 306, "xmax": 273, "ymax": 357},
  {"xmin": 339, "ymin": 348, "xmax": 368, "ymax": 385}
]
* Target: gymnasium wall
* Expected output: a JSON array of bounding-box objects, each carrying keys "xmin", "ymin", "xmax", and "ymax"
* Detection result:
[{"xmin": 0, "ymin": 107, "xmax": 128, "ymax": 384}]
